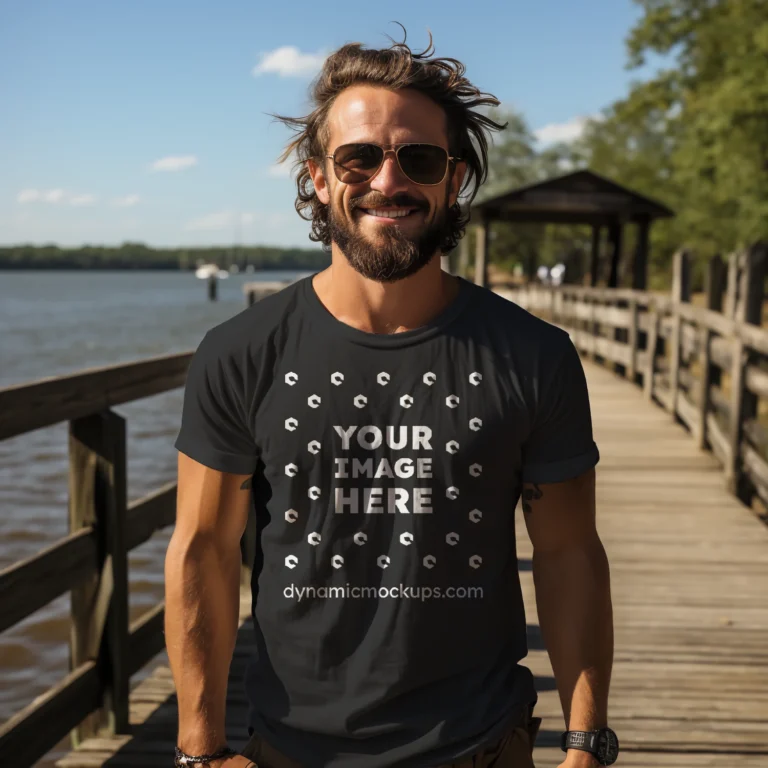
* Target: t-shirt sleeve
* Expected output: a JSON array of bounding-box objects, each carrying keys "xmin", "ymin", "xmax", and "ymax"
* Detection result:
[
  {"xmin": 521, "ymin": 334, "xmax": 599, "ymax": 485},
  {"xmin": 174, "ymin": 331, "xmax": 259, "ymax": 475}
]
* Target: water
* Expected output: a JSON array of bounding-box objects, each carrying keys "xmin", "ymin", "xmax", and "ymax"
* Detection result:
[{"xmin": 0, "ymin": 269, "xmax": 312, "ymax": 754}]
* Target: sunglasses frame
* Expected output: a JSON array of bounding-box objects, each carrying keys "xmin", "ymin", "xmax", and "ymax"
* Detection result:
[{"xmin": 324, "ymin": 142, "xmax": 461, "ymax": 187}]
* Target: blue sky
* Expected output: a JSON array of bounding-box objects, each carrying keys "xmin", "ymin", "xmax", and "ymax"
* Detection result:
[{"xmin": 0, "ymin": 0, "xmax": 655, "ymax": 249}]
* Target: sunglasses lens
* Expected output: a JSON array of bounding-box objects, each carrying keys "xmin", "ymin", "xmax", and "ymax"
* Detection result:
[
  {"xmin": 399, "ymin": 144, "xmax": 448, "ymax": 184},
  {"xmin": 332, "ymin": 144, "xmax": 448, "ymax": 185},
  {"xmin": 333, "ymin": 144, "xmax": 384, "ymax": 184}
]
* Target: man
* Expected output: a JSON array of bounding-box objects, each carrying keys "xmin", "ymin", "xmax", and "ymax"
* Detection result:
[{"xmin": 167, "ymin": 28, "xmax": 616, "ymax": 768}]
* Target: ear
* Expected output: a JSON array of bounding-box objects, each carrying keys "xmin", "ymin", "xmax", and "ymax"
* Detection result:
[
  {"xmin": 448, "ymin": 160, "xmax": 467, "ymax": 208},
  {"xmin": 307, "ymin": 157, "xmax": 331, "ymax": 205}
]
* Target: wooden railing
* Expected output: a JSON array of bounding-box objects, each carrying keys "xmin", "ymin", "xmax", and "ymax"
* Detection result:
[
  {"xmin": 0, "ymin": 351, "xmax": 259, "ymax": 767},
  {"xmin": 498, "ymin": 242, "xmax": 768, "ymax": 513}
]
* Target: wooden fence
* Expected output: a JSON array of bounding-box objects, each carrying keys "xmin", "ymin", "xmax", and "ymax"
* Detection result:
[
  {"xmin": 499, "ymin": 241, "xmax": 768, "ymax": 512},
  {"xmin": 0, "ymin": 351, "xmax": 259, "ymax": 767},
  {"xmin": 3, "ymin": 245, "xmax": 768, "ymax": 764}
]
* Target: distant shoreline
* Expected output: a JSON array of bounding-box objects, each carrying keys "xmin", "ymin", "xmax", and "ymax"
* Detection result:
[
  {"xmin": 0, "ymin": 244, "xmax": 331, "ymax": 272},
  {"xmin": 0, "ymin": 265, "xmax": 313, "ymax": 271}
]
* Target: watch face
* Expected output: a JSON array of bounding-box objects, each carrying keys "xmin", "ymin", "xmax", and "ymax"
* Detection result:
[{"xmin": 597, "ymin": 729, "xmax": 619, "ymax": 765}]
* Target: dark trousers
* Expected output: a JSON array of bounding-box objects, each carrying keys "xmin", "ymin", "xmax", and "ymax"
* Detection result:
[{"xmin": 243, "ymin": 706, "xmax": 542, "ymax": 768}]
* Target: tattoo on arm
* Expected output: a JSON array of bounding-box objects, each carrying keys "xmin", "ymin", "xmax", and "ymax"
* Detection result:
[
  {"xmin": 240, "ymin": 476, "xmax": 253, "ymax": 490},
  {"xmin": 522, "ymin": 483, "xmax": 543, "ymax": 514}
]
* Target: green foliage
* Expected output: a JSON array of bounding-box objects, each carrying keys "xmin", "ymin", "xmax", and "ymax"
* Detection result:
[{"xmin": 573, "ymin": 0, "xmax": 768, "ymax": 283}]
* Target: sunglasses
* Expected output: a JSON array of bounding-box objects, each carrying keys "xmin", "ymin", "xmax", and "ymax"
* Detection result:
[{"xmin": 325, "ymin": 143, "xmax": 460, "ymax": 186}]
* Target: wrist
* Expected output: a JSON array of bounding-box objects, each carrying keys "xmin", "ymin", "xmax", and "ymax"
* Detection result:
[
  {"xmin": 174, "ymin": 742, "xmax": 234, "ymax": 765},
  {"xmin": 565, "ymin": 750, "xmax": 600, "ymax": 767},
  {"xmin": 177, "ymin": 723, "xmax": 228, "ymax": 755}
]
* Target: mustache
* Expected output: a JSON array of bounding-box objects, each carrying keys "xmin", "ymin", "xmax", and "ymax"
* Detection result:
[{"xmin": 352, "ymin": 198, "xmax": 425, "ymax": 210}]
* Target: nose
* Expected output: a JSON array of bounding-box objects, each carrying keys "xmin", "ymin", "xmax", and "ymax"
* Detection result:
[{"xmin": 368, "ymin": 150, "xmax": 411, "ymax": 199}]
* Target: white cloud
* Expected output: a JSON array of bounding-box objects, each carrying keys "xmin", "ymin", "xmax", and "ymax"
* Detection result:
[
  {"xmin": 17, "ymin": 189, "xmax": 41, "ymax": 203},
  {"xmin": 150, "ymin": 155, "xmax": 198, "ymax": 172},
  {"xmin": 70, "ymin": 194, "xmax": 98, "ymax": 206},
  {"xmin": 43, "ymin": 189, "xmax": 65, "ymax": 203},
  {"xmin": 252, "ymin": 46, "xmax": 327, "ymax": 78},
  {"xmin": 267, "ymin": 163, "xmax": 293, "ymax": 178},
  {"xmin": 112, "ymin": 194, "xmax": 140, "ymax": 207},
  {"xmin": 534, "ymin": 116, "xmax": 595, "ymax": 146},
  {"xmin": 17, "ymin": 188, "xmax": 71, "ymax": 204}
]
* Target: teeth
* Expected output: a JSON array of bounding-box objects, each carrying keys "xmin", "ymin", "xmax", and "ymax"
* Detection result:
[{"xmin": 365, "ymin": 209, "xmax": 413, "ymax": 218}]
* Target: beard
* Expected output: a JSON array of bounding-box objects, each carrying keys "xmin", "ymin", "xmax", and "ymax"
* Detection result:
[{"xmin": 327, "ymin": 187, "xmax": 453, "ymax": 283}]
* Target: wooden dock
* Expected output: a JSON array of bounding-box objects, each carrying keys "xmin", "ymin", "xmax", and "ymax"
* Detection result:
[
  {"xmin": 243, "ymin": 280, "xmax": 293, "ymax": 305},
  {"xmin": 4, "ymin": 259, "xmax": 768, "ymax": 767},
  {"xmin": 52, "ymin": 357, "xmax": 768, "ymax": 768}
]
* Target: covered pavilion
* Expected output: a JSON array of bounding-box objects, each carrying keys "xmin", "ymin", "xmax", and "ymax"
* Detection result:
[{"xmin": 449, "ymin": 169, "xmax": 674, "ymax": 289}]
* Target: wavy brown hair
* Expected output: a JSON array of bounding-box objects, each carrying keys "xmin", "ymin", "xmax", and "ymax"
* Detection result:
[{"xmin": 267, "ymin": 24, "xmax": 508, "ymax": 254}]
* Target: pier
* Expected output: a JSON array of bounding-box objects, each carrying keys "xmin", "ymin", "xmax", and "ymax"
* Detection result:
[{"xmin": 1, "ymin": 252, "xmax": 768, "ymax": 766}]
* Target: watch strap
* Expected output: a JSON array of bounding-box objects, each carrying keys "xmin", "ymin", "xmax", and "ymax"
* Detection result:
[{"xmin": 560, "ymin": 730, "xmax": 599, "ymax": 754}]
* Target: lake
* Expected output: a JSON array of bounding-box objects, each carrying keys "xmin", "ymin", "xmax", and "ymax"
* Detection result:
[{"xmin": 0, "ymin": 269, "xmax": 312, "ymax": 759}]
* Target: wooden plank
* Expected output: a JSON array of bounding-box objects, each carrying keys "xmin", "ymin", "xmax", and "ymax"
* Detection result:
[
  {"xmin": 741, "ymin": 442, "xmax": 768, "ymax": 494},
  {"xmin": 591, "ymin": 304, "xmax": 630, "ymax": 328},
  {"xmin": 667, "ymin": 250, "xmax": 691, "ymax": 416},
  {"xmin": 52, "ymin": 349, "xmax": 768, "ymax": 768},
  {"xmin": 0, "ymin": 351, "xmax": 192, "ymax": 441},
  {"xmin": 743, "ymin": 418, "xmax": 768, "ymax": 456},
  {"xmin": 744, "ymin": 362, "xmax": 768, "ymax": 399},
  {"xmin": 643, "ymin": 311, "xmax": 659, "ymax": 399},
  {"xmin": 125, "ymin": 483, "xmax": 177, "ymax": 552},
  {"xmin": 706, "ymin": 412, "xmax": 731, "ymax": 468},
  {"xmin": 69, "ymin": 414, "xmax": 106, "ymax": 743},
  {"xmin": 101, "ymin": 409, "xmax": 131, "ymax": 734},
  {"xmin": 709, "ymin": 335, "xmax": 732, "ymax": 372},
  {"xmin": 653, "ymin": 378, "xmax": 671, "ymax": 409},
  {"xmin": 68, "ymin": 411, "xmax": 130, "ymax": 742},
  {"xmin": 0, "ymin": 526, "xmax": 97, "ymax": 633},
  {"xmin": 128, "ymin": 602, "xmax": 166, "ymax": 678},
  {"xmin": 675, "ymin": 390, "xmax": 700, "ymax": 442},
  {"xmin": 627, "ymin": 299, "xmax": 638, "ymax": 382},
  {"xmin": 0, "ymin": 661, "xmax": 101, "ymax": 767}
]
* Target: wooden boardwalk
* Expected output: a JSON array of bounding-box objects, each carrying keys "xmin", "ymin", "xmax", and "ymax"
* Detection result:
[{"xmin": 55, "ymin": 360, "xmax": 768, "ymax": 768}]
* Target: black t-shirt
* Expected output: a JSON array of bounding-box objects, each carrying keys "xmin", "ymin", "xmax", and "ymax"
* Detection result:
[{"xmin": 174, "ymin": 273, "xmax": 599, "ymax": 768}]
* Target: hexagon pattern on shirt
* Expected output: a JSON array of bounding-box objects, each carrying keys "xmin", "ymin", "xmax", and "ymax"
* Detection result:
[{"xmin": 281, "ymin": 370, "xmax": 485, "ymax": 573}]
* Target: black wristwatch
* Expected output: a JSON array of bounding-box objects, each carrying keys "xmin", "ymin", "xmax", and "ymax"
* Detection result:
[{"xmin": 561, "ymin": 727, "xmax": 619, "ymax": 765}]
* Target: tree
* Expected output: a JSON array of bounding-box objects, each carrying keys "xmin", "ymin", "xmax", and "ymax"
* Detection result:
[{"xmin": 575, "ymin": 0, "xmax": 768, "ymax": 286}]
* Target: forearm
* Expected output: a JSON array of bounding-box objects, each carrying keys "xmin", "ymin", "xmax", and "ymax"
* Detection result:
[
  {"xmin": 164, "ymin": 531, "xmax": 242, "ymax": 753},
  {"xmin": 532, "ymin": 539, "xmax": 613, "ymax": 731}
]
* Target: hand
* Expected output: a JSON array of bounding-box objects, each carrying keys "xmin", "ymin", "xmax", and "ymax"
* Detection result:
[
  {"xmin": 209, "ymin": 756, "xmax": 258, "ymax": 768},
  {"xmin": 556, "ymin": 750, "xmax": 600, "ymax": 768}
]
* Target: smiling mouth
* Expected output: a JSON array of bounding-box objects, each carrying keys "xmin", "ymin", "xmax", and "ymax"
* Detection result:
[{"xmin": 359, "ymin": 207, "xmax": 422, "ymax": 221}]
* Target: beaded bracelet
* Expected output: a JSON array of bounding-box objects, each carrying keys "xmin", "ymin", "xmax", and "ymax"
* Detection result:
[{"xmin": 174, "ymin": 745, "xmax": 238, "ymax": 766}]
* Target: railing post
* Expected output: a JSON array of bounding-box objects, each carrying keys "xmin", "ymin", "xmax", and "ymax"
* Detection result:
[
  {"xmin": 644, "ymin": 305, "xmax": 660, "ymax": 400},
  {"xmin": 627, "ymin": 297, "xmax": 638, "ymax": 384},
  {"xmin": 69, "ymin": 409, "xmax": 130, "ymax": 745},
  {"xmin": 592, "ymin": 295, "xmax": 603, "ymax": 365},
  {"xmin": 727, "ymin": 243, "xmax": 767, "ymax": 502},
  {"xmin": 724, "ymin": 250, "xmax": 740, "ymax": 320},
  {"xmin": 668, "ymin": 249, "xmax": 691, "ymax": 416},
  {"xmin": 698, "ymin": 254, "xmax": 726, "ymax": 450}
]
